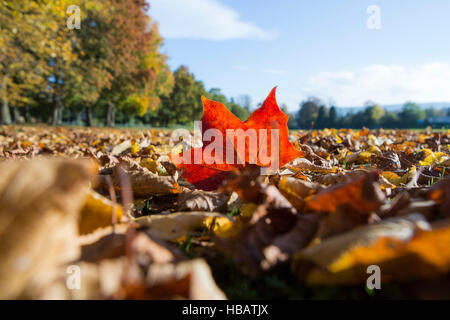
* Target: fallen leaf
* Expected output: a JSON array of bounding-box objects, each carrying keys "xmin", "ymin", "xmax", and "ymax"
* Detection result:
[
  {"xmin": 278, "ymin": 176, "xmax": 324, "ymax": 212},
  {"xmin": 78, "ymin": 190, "xmax": 123, "ymax": 235},
  {"xmin": 111, "ymin": 140, "xmax": 132, "ymax": 156},
  {"xmin": 292, "ymin": 214, "xmax": 436, "ymax": 285},
  {"xmin": 216, "ymin": 182, "xmax": 316, "ymax": 276},
  {"xmin": 124, "ymin": 259, "xmax": 226, "ymax": 300},
  {"xmin": 177, "ymin": 189, "xmax": 229, "ymax": 212},
  {"xmin": 0, "ymin": 159, "xmax": 95, "ymax": 299},
  {"xmin": 99, "ymin": 157, "xmax": 181, "ymax": 197},
  {"xmin": 306, "ymin": 171, "xmax": 385, "ymax": 214},
  {"xmin": 173, "ymin": 88, "xmax": 304, "ymax": 190},
  {"xmin": 135, "ymin": 211, "xmax": 234, "ymax": 241}
]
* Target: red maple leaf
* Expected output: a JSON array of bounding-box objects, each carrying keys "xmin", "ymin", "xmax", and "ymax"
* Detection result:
[{"xmin": 171, "ymin": 87, "xmax": 304, "ymax": 190}]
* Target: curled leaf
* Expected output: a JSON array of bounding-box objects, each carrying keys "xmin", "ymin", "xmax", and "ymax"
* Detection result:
[
  {"xmin": 78, "ymin": 190, "xmax": 123, "ymax": 235},
  {"xmin": 177, "ymin": 189, "xmax": 229, "ymax": 212},
  {"xmin": 99, "ymin": 158, "xmax": 181, "ymax": 197},
  {"xmin": 135, "ymin": 211, "xmax": 234, "ymax": 241},
  {"xmin": 292, "ymin": 214, "xmax": 439, "ymax": 285}
]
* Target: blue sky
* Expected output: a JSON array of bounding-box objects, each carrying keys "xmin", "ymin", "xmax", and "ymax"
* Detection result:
[{"xmin": 149, "ymin": 0, "xmax": 450, "ymax": 111}]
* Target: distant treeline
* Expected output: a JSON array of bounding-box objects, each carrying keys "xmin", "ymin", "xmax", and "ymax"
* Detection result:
[{"xmin": 289, "ymin": 97, "xmax": 450, "ymax": 130}]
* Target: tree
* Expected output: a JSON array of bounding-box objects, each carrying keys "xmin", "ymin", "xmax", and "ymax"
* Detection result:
[
  {"xmin": 369, "ymin": 104, "xmax": 384, "ymax": 124},
  {"xmin": 328, "ymin": 106, "xmax": 338, "ymax": 128},
  {"xmin": 424, "ymin": 107, "xmax": 445, "ymax": 118},
  {"xmin": 93, "ymin": 0, "xmax": 171, "ymax": 127},
  {"xmin": 227, "ymin": 98, "xmax": 249, "ymax": 121},
  {"xmin": 159, "ymin": 65, "xmax": 205, "ymax": 126},
  {"xmin": 0, "ymin": 1, "xmax": 50, "ymax": 124},
  {"xmin": 316, "ymin": 105, "xmax": 329, "ymax": 129},
  {"xmin": 380, "ymin": 111, "xmax": 399, "ymax": 129},
  {"xmin": 207, "ymin": 88, "xmax": 228, "ymax": 105},
  {"xmin": 66, "ymin": 1, "xmax": 111, "ymax": 126},
  {"xmin": 296, "ymin": 97, "xmax": 321, "ymax": 129},
  {"xmin": 235, "ymin": 94, "xmax": 252, "ymax": 111},
  {"xmin": 399, "ymin": 102, "xmax": 425, "ymax": 128}
]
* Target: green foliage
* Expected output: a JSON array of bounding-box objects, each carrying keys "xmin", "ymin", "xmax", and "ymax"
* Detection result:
[
  {"xmin": 119, "ymin": 94, "xmax": 149, "ymax": 117},
  {"xmin": 296, "ymin": 97, "xmax": 322, "ymax": 129},
  {"xmin": 315, "ymin": 105, "xmax": 328, "ymax": 129},
  {"xmin": 328, "ymin": 106, "xmax": 338, "ymax": 128},
  {"xmin": 150, "ymin": 68, "xmax": 251, "ymax": 126},
  {"xmin": 155, "ymin": 65, "xmax": 206, "ymax": 126},
  {"xmin": 295, "ymin": 97, "xmax": 438, "ymax": 130},
  {"xmin": 399, "ymin": 102, "xmax": 425, "ymax": 128}
]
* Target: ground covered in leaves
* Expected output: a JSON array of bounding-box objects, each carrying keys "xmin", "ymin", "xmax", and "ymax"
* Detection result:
[{"xmin": 0, "ymin": 125, "xmax": 449, "ymax": 299}]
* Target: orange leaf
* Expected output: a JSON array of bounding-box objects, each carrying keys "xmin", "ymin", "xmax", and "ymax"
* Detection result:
[
  {"xmin": 306, "ymin": 172, "xmax": 385, "ymax": 214},
  {"xmin": 173, "ymin": 88, "xmax": 304, "ymax": 190}
]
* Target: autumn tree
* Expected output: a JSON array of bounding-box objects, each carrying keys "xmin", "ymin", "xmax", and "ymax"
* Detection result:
[
  {"xmin": 90, "ymin": 0, "xmax": 172, "ymax": 127},
  {"xmin": 0, "ymin": 1, "xmax": 48, "ymax": 124}
]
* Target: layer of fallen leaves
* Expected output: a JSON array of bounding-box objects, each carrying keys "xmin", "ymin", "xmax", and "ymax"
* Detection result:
[{"xmin": 0, "ymin": 125, "xmax": 449, "ymax": 299}]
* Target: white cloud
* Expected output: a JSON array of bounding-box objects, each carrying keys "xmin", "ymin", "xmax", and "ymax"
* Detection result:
[
  {"xmin": 148, "ymin": 0, "xmax": 276, "ymax": 40},
  {"xmin": 262, "ymin": 68, "xmax": 287, "ymax": 75},
  {"xmin": 302, "ymin": 63, "xmax": 450, "ymax": 106}
]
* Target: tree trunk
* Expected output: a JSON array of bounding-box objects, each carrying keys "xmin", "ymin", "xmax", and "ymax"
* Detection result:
[
  {"xmin": 0, "ymin": 76, "xmax": 11, "ymax": 125},
  {"xmin": 11, "ymin": 106, "xmax": 21, "ymax": 124},
  {"xmin": 105, "ymin": 103, "xmax": 115, "ymax": 127},
  {"xmin": 52, "ymin": 94, "xmax": 62, "ymax": 126},
  {"xmin": 85, "ymin": 105, "xmax": 93, "ymax": 127},
  {"xmin": 24, "ymin": 106, "xmax": 30, "ymax": 123}
]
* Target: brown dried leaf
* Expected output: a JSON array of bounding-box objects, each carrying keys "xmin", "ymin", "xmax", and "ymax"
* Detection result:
[
  {"xmin": 0, "ymin": 159, "xmax": 95, "ymax": 299},
  {"xmin": 216, "ymin": 184, "xmax": 317, "ymax": 276},
  {"xmin": 99, "ymin": 158, "xmax": 181, "ymax": 197},
  {"xmin": 292, "ymin": 214, "xmax": 436, "ymax": 285},
  {"xmin": 177, "ymin": 189, "xmax": 229, "ymax": 212}
]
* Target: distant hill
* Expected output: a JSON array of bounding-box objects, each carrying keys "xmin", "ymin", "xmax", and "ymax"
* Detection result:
[{"xmin": 336, "ymin": 102, "xmax": 450, "ymax": 116}]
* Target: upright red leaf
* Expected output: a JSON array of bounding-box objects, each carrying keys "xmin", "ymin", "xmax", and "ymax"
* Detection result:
[{"xmin": 172, "ymin": 88, "xmax": 304, "ymax": 190}]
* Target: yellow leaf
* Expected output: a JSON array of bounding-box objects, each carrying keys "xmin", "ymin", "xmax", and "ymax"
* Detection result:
[
  {"xmin": 20, "ymin": 141, "xmax": 32, "ymax": 148},
  {"xmin": 79, "ymin": 190, "xmax": 123, "ymax": 235},
  {"xmin": 419, "ymin": 151, "xmax": 448, "ymax": 166},
  {"xmin": 135, "ymin": 212, "xmax": 234, "ymax": 241},
  {"xmin": 131, "ymin": 142, "xmax": 140, "ymax": 155},
  {"xmin": 140, "ymin": 158, "xmax": 158, "ymax": 173},
  {"xmin": 292, "ymin": 215, "xmax": 450, "ymax": 285}
]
